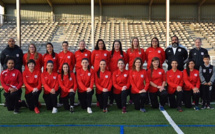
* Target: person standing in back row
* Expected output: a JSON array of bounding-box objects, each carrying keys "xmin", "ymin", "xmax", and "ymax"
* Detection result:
[
  {"xmin": 1, "ymin": 38, "xmax": 23, "ymax": 72},
  {"xmin": 165, "ymin": 35, "xmax": 188, "ymax": 71},
  {"xmin": 189, "ymin": 38, "xmax": 208, "ymax": 70}
]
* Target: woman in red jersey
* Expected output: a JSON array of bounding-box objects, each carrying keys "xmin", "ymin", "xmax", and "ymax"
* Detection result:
[
  {"xmin": 112, "ymin": 59, "xmax": 130, "ymax": 113},
  {"xmin": 127, "ymin": 37, "xmax": 145, "ymax": 70},
  {"xmin": 58, "ymin": 41, "xmax": 75, "ymax": 73},
  {"xmin": 43, "ymin": 43, "xmax": 59, "ymax": 72},
  {"xmin": 109, "ymin": 40, "xmax": 128, "ymax": 105},
  {"xmin": 58, "ymin": 63, "xmax": 77, "ymax": 113},
  {"xmin": 91, "ymin": 39, "xmax": 110, "ymax": 72},
  {"xmin": 75, "ymin": 40, "xmax": 91, "ymax": 71},
  {"xmin": 95, "ymin": 60, "xmax": 112, "ymax": 113},
  {"xmin": 166, "ymin": 60, "xmax": 183, "ymax": 112},
  {"xmin": 23, "ymin": 59, "xmax": 41, "ymax": 114},
  {"xmin": 23, "ymin": 44, "xmax": 43, "ymax": 72},
  {"xmin": 145, "ymin": 37, "xmax": 165, "ymax": 69},
  {"xmin": 76, "ymin": 58, "xmax": 94, "ymax": 114},
  {"xmin": 183, "ymin": 59, "xmax": 201, "ymax": 110},
  {"xmin": 41, "ymin": 60, "xmax": 59, "ymax": 113},
  {"xmin": 130, "ymin": 57, "xmax": 149, "ymax": 112},
  {"xmin": 147, "ymin": 57, "xmax": 167, "ymax": 111},
  {"xmin": 0, "ymin": 57, "xmax": 23, "ymax": 114}
]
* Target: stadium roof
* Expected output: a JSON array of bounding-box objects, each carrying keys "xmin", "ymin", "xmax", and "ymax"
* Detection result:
[{"xmin": 0, "ymin": 0, "xmax": 214, "ymax": 6}]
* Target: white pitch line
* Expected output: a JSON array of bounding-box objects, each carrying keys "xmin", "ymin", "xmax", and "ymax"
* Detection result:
[{"xmin": 161, "ymin": 110, "xmax": 184, "ymax": 134}]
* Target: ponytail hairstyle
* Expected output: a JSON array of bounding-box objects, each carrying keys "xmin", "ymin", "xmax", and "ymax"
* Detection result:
[
  {"xmin": 46, "ymin": 42, "xmax": 56, "ymax": 58},
  {"xmin": 82, "ymin": 58, "xmax": 91, "ymax": 71},
  {"xmin": 150, "ymin": 57, "xmax": 161, "ymax": 77},
  {"xmin": 186, "ymin": 59, "xmax": 195, "ymax": 76},
  {"xmin": 61, "ymin": 63, "xmax": 71, "ymax": 81},
  {"xmin": 97, "ymin": 59, "xmax": 106, "ymax": 78}
]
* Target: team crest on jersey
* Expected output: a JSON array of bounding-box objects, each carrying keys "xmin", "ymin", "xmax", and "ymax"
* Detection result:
[
  {"xmin": 158, "ymin": 72, "xmax": 162, "ymax": 75},
  {"xmin": 104, "ymin": 53, "xmax": 107, "ymax": 56},
  {"xmin": 53, "ymin": 76, "xmax": 56, "ymax": 79},
  {"xmin": 124, "ymin": 74, "xmax": 127, "ymax": 77},
  {"xmin": 209, "ymin": 69, "xmax": 212, "ymax": 73},
  {"xmin": 105, "ymin": 75, "xmax": 108, "ymax": 78},
  {"xmin": 85, "ymin": 54, "xmax": 88, "ymax": 56},
  {"xmin": 120, "ymin": 55, "xmax": 123, "ymax": 57},
  {"xmin": 194, "ymin": 53, "xmax": 196, "ymax": 55},
  {"xmin": 141, "ymin": 74, "xmax": 144, "ymax": 78},
  {"xmin": 67, "ymin": 56, "xmax": 71, "ymax": 59},
  {"xmin": 201, "ymin": 52, "xmax": 204, "ymax": 55},
  {"xmin": 34, "ymin": 75, "xmax": 38, "ymax": 78},
  {"xmin": 69, "ymin": 77, "xmax": 72, "ymax": 81},
  {"xmin": 53, "ymin": 57, "xmax": 55, "ymax": 59},
  {"xmin": 12, "ymin": 73, "xmax": 15, "ymax": 77},
  {"xmin": 177, "ymin": 75, "xmax": 181, "ymax": 78},
  {"xmin": 88, "ymin": 73, "xmax": 91, "ymax": 76},
  {"xmin": 138, "ymin": 52, "xmax": 141, "ymax": 55},
  {"xmin": 158, "ymin": 50, "xmax": 161, "ymax": 53},
  {"xmin": 178, "ymin": 49, "xmax": 181, "ymax": 52},
  {"xmin": 203, "ymin": 69, "xmax": 206, "ymax": 73},
  {"xmin": 16, "ymin": 54, "xmax": 19, "ymax": 57},
  {"xmin": 194, "ymin": 74, "xmax": 198, "ymax": 77},
  {"xmin": 168, "ymin": 50, "xmax": 171, "ymax": 52}
]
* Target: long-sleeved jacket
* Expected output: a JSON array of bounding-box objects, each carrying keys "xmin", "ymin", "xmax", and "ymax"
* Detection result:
[
  {"xmin": 183, "ymin": 69, "xmax": 200, "ymax": 91},
  {"xmin": 75, "ymin": 49, "xmax": 91, "ymax": 71},
  {"xmin": 95, "ymin": 70, "xmax": 112, "ymax": 94},
  {"xmin": 146, "ymin": 47, "xmax": 165, "ymax": 69},
  {"xmin": 91, "ymin": 50, "xmax": 110, "ymax": 72},
  {"xmin": 41, "ymin": 71, "xmax": 59, "ymax": 94},
  {"xmin": 189, "ymin": 47, "xmax": 208, "ymax": 69},
  {"xmin": 166, "ymin": 69, "xmax": 183, "ymax": 94},
  {"xmin": 23, "ymin": 53, "xmax": 43, "ymax": 72},
  {"xmin": 127, "ymin": 48, "xmax": 145, "ymax": 70},
  {"xmin": 58, "ymin": 51, "xmax": 75, "ymax": 73}
]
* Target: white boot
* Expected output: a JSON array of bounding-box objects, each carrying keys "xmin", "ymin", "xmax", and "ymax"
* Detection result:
[
  {"xmin": 52, "ymin": 107, "xmax": 58, "ymax": 114},
  {"xmin": 87, "ymin": 107, "xmax": 92, "ymax": 114}
]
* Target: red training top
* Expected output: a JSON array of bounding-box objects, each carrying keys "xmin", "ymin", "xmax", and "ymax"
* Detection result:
[
  {"xmin": 183, "ymin": 69, "xmax": 201, "ymax": 91},
  {"xmin": 91, "ymin": 50, "xmax": 110, "ymax": 72},
  {"xmin": 75, "ymin": 49, "xmax": 91, "ymax": 71},
  {"xmin": 109, "ymin": 50, "xmax": 128, "ymax": 72},
  {"xmin": 166, "ymin": 69, "xmax": 183, "ymax": 94},
  {"xmin": 127, "ymin": 48, "xmax": 145, "ymax": 70},
  {"xmin": 58, "ymin": 51, "xmax": 75, "ymax": 73},
  {"xmin": 43, "ymin": 53, "xmax": 59, "ymax": 72},
  {"xmin": 41, "ymin": 71, "xmax": 59, "ymax": 94},
  {"xmin": 95, "ymin": 70, "xmax": 112, "ymax": 94}
]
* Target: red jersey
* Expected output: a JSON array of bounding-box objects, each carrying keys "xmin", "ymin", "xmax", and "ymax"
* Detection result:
[
  {"xmin": 129, "ymin": 70, "xmax": 149, "ymax": 94},
  {"xmin": 58, "ymin": 51, "xmax": 75, "ymax": 73},
  {"xmin": 183, "ymin": 69, "xmax": 201, "ymax": 91},
  {"xmin": 23, "ymin": 53, "xmax": 43, "ymax": 71},
  {"xmin": 109, "ymin": 50, "xmax": 128, "ymax": 72},
  {"xmin": 95, "ymin": 70, "xmax": 112, "ymax": 94},
  {"xmin": 147, "ymin": 68, "xmax": 166, "ymax": 93},
  {"xmin": 75, "ymin": 49, "xmax": 91, "ymax": 71},
  {"xmin": 91, "ymin": 50, "xmax": 110, "ymax": 72},
  {"xmin": 112, "ymin": 69, "xmax": 130, "ymax": 94},
  {"xmin": 41, "ymin": 71, "xmax": 59, "ymax": 94},
  {"xmin": 76, "ymin": 68, "xmax": 94, "ymax": 93},
  {"xmin": 166, "ymin": 69, "xmax": 183, "ymax": 94},
  {"xmin": 145, "ymin": 47, "xmax": 165, "ymax": 69},
  {"xmin": 43, "ymin": 53, "xmax": 59, "ymax": 72},
  {"xmin": 127, "ymin": 48, "xmax": 145, "ymax": 70},
  {"xmin": 58, "ymin": 73, "xmax": 77, "ymax": 98},
  {"xmin": 0, "ymin": 69, "xmax": 23, "ymax": 93},
  {"xmin": 23, "ymin": 69, "xmax": 42, "ymax": 94}
]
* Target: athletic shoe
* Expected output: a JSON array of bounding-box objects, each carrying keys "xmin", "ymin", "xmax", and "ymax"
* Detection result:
[
  {"xmin": 159, "ymin": 106, "xmax": 165, "ymax": 111},
  {"xmin": 70, "ymin": 106, "xmax": 74, "ymax": 113},
  {"xmin": 57, "ymin": 103, "xmax": 63, "ymax": 108},
  {"xmin": 177, "ymin": 107, "xmax": 183, "ymax": 112},
  {"xmin": 122, "ymin": 107, "xmax": 127, "ymax": 114},
  {"xmin": 34, "ymin": 107, "xmax": 40, "ymax": 114},
  {"xmin": 207, "ymin": 105, "xmax": 214, "ymax": 109},
  {"xmin": 52, "ymin": 107, "xmax": 58, "ymax": 114},
  {"xmin": 87, "ymin": 107, "xmax": 92, "ymax": 114},
  {"xmin": 201, "ymin": 105, "xmax": 206, "ymax": 109},
  {"xmin": 96, "ymin": 102, "xmax": 100, "ymax": 107},
  {"xmin": 194, "ymin": 106, "xmax": 200, "ymax": 111},
  {"xmin": 140, "ymin": 108, "xmax": 146, "ymax": 113},
  {"xmin": 103, "ymin": 108, "xmax": 108, "ymax": 113},
  {"xmin": 14, "ymin": 109, "xmax": 19, "ymax": 114}
]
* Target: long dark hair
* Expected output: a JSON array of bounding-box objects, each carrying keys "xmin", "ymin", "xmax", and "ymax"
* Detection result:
[
  {"xmin": 82, "ymin": 58, "xmax": 91, "ymax": 71},
  {"xmin": 46, "ymin": 42, "xmax": 55, "ymax": 58},
  {"xmin": 61, "ymin": 63, "xmax": 71, "ymax": 80},
  {"xmin": 151, "ymin": 37, "xmax": 160, "ymax": 48},
  {"xmin": 150, "ymin": 57, "xmax": 161, "ymax": 77},
  {"xmin": 186, "ymin": 59, "xmax": 195, "ymax": 76},
  {"xmin": 95, "ymin": 39, "xmax": 106, "ymax": 50},
  {"xmin": 132, "ymin": 57, "xmax": 143, "ymax": 71},
  {"xmin": 111, "ymin": 40, "xmax": 124, "ymax": 58},
  {"xmin": 97, "ymin": 59, "xmax": 106, "ymax": 78}
]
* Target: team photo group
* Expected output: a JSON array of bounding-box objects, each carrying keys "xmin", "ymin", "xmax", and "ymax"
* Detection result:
[{"xmin": 1, "ymin": 35, "xmax": 215, "ymax": 115}]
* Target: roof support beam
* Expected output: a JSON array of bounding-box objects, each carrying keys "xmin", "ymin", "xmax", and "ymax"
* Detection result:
[
  {"xmin": 47, "ymin": 0, "xmax": 55, "ymax": 22},
  {"xmin": 198, "ymin": 0, "xmax": 206, "ymax": 22},
  {"xmin": 0, "ymin": 0, "xmax": 5, "ymax": 7},
  {"xmin": 99, "ymin": 0, "xmax": 103, "ymax": 22},
  {"xmin": 149, "ymin": 0, "xmax": 153, "ymax": 21}
]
